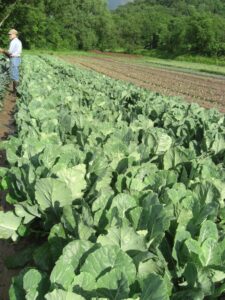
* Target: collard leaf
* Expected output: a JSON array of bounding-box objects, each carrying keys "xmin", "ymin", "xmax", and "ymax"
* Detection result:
[
  {"xmin": 33, "ymin": 242, "xmax": 53, "ymax": 272},
  {"xmin": 107, "ymin": 193, "xmax": 137, "ymax": 223},
  {"xmin": 138, "ymin": 204, "xmax": 171, "ymax": 247},
  {"xmin": 9, "ymin": 268, "xmax": 49, "ymax": 300},
  {"xmin": 164, "ymin": 147, "xmax": 195, "ymax": 170},
  {"xmin": 200, "ymin": 238, "xmax": 218, "ymax": 267},
  {"xmin": 172, "ymin": 229, "xmax": 191, "ymax": 266},
  {"xmin": 155, "ymin": 132, "xmax": 173, "ymax": 155},
  {"xmin": 35, "ymin": 178, "xmax": 73, "ymax": 211},
  {"xmin": 198, "ymin": 220, "xmax": 218, "ymax": 244},
  {"xmin": 48, "ymin": 223, "xmax": 67, "ymax": 262},
  {"xmin": 50, "ymin": 240, "xmax": 93, "ymax": 289},
  {"xmin": 138, "ymin": 258, "xmax": 165, "ymax": 284},
  {"xmin": 192, "ymin": 181, "xmax": 221, "ymax": 205},
  {"xmin": 93, "ymin": 188, "xmax": 114, "ymax": 228},
  {"xmin": 211, "ymin": 133, "xmax": 225, "ymax": 155},
  {"xmin": 140, "ymin": 273, "xmax": 170, "ymax": 300},
  {"xmin": 45, "ymin": 289, "xmax": 85, "ymax": 300},
  {"xmin": 23, "ymin": 269, "xmax": 49, "ymax": 300},
  {"xmin": 15, "ymin": 202, "xmax": 40, "ymax": 224},
  {"xmin": 97, "ymin": 223, "xmax": 147, "ymax": 254},
  {"xmin": 72, "ymin": 272, "xmax": 97, "ymax": 293},
  {"xmin": 81, "ymin": 245, "xmax": 136, "ymax": 286},
  {"xmin": 56, "ymin": 164, "xmax": 87, "ymax": 199},
  {"xmin": 171, "ymin": 289, "xmax": 204, "ymax": 300},
  {"xmin": 0, "ymin": 211, "xmax": 22, "ymax": 240},
  {"xmin": 97, "ymin": 269, "xmax": 130, "ymax": 299},
  {"xmin": 184, "ymin": 239, "xmax": 203, "ymax": 265}
]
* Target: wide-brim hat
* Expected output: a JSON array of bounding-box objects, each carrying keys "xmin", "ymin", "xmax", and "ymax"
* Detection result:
[{"xmin": 8, "ymin": 29, "xmax": 18, "ymax": 35}]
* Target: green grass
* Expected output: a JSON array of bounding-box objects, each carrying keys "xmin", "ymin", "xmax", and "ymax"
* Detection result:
[
  {"xmin": 131, "ymin": 49, "xmax": 225, "ymax": 66},
  {"xmin": 174, "ymin": 54, "xmax": 225, "ymax": 67},
  {"xmin": 134, "ymin": 56, "xmax": 225, "ymax": 76}
]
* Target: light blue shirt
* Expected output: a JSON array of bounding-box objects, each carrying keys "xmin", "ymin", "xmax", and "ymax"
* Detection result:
[{"xmin": 8, "ymin": 37, "xmax": 22, "ymax": 57}]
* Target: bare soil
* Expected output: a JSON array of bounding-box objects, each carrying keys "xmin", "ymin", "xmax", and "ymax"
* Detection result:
[
  {"xmin": 0, "ymin": 92, "xmax": 16, "ymax": 140},
  {"xmin": 61, "ymin": 54, "xmax": 225, "ymax": 113}
]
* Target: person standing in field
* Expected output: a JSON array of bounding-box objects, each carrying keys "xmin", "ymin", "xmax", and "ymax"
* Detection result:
[{"xmin": 0, "ymin": 29, "xmax": 22, "ymax": 95}]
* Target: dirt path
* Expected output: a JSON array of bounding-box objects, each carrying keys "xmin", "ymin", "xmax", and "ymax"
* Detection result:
[
  {"xmin": 0, "ymin": 92, "xmax": 16, "ymax": 140},
  {"xmin": 60, "ymin": 55, "xmax": 225, "ymax": 113},
  {"xmin": 0, "ymin": 90, "xmax": 17, "ymax": 300}
]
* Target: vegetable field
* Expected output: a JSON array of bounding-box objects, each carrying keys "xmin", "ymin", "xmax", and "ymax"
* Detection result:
[
  {"xmin": 1, "ymin": 55, "xmax": 225, "ymax": 299},
  {"xmin": 61, "ymin": 53, "xmax": 225, "ymax": 113}
]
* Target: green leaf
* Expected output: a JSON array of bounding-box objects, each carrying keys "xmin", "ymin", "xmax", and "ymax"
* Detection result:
[
  {"xmin": 35, "ymin": 178, "xmax": 73, "ymax": 211},
  {"xmin": 50, "ymin": 261, "xmax": 75, "ymax": 290},
  {"xmin": 138, "ymin": 258, "xmax": 165, "ymax": 284},
  {"xmin": 0, "ymin": 167, "xmax": 8, "ymax": 178},
  {"xmin": 97, "ymin": 223, "xmax": 147, "ymax": 254},
  {"xmin": 138, "ymin": 204, "xmax": 170, "ymax": 247},
  {"xmin": 164, "ymin": 147, "xmax": 195, "ymax": 170},
  {"xmin": 93, "ymin": 188, "xmax": 114, "ymax": 228},
  {"xmin": 48, "ymin": 223, "xmax": 67, "ymax": 262},
  {"xmin": 9, "ymin": 268, "xmax": 49, "ymax": 300},
  {"xmin": 155, "ymin": 132, "xmax": 173, "ymax": 155},
  {"xmin": 15, "ymin": 202, "xmax": 40, "ymax": 224},
  {"xmin": 81, "ymin": 245, "xmax": 136, "ymax": 286},
  {"xmin": 198, "ymin": 220, "xmax": 218, "ymax": 244},
  {"xmin": 140, "ymin": 273, "xmax": 170, "ymax": 300},
  {"xmin": 183, "ymin": 263, "xmax": 198, "ymax": 287},
  {"xmin": 199, "ymin": 238, "xmax": 217, "ymax": 266},
  {"xmin": 172, "ymin": 229, "xmax": 191, "ymax": 266},
  {"xmin": 0, "ymin": 211, "xmax": 22, "ymax": 240},
  {"xmin": 33, "ymin": 242, "xmax": 53, "ymax": 272},
  {"xmin": 192, "ymin": 181, "xmax": 221, "ymax": 205},
  {"xmin": 23, "ymin": 269, "xmax": 49, "ymax": 300},
  {"xmin": 108, "ymin": 193, "xmax": 137, "ymax": 220},
  {"xmin": 45, "ymin": 289, "xmax": 85, "ymax": 300},
  {"xmin": 56, "ymin": 164, "xmax": 87, "ymax": 199},
  {"xmin": 61, "ymin": 205, "xmax": 79, "ymax": 234},
  {"xmin": 184, "ymin": 238, "xmax": 203, "ymax": 265},
  {"xmin": 211, "ymin": 133, "xmax": 225, "ymax": 155},
  {"xmin": 72, "ymin": 272, "xmax": 97, "ymax": 294},
  {"xmin": 62, "ymin": 205, "xmax": 94, "ymax": 240},
  {"xmin": 171, "ymin": 289, "xmax": 204, "ymax": 300},
  {"xmin": 50, "ymin": 240, "xmax": 93, "ymax": 289},
  {"xmin": 97, "ymin": 269, "xmax": 130, "ymax": 299}
]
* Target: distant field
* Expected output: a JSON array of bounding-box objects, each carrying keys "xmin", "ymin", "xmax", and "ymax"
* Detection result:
[
  {"xmin": 59, "ymin": 51, "xmax": 225, "ymax": 113},
  {"xmin": 24, "ymin": 49, "xmax": 225, "ymax": 76}
]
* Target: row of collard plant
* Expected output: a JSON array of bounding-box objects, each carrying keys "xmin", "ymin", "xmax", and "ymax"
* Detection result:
[
  {"xmin": 0, "ymin": 55, "xmax": 225, "ymax": 299},
  {"xmin": 0, "ymin": 55, "xmax": 9, "ymax": 110}
]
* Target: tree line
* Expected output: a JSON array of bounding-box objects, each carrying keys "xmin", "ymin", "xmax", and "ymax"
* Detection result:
[{"xmin": 1, "ymin": 0, "xmax": 225, "ymax": 56}]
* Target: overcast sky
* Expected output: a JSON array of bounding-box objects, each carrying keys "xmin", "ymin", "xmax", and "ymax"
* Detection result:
[{"xmin": 108, "ymin": 0, "xmax": 134, "ymax": 10}]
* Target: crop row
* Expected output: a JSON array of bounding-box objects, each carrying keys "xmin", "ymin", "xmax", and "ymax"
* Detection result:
[{"xmin": 0, "ymin": 55, "xmax": 225, "ymax": 299}]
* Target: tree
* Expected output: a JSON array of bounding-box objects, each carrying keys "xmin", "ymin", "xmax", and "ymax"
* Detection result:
[
  {"xmin": 45, "ymin": 0, "xmax": 113, "ymax": 50},
  {"xmin": 186, "ymin": 13, "xmax": 217, "ymax": 55},
  {"xmin": 0, "ymin": 0, "xmax": 21, "ymax": 28}
]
